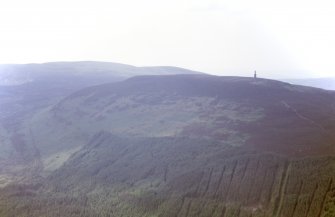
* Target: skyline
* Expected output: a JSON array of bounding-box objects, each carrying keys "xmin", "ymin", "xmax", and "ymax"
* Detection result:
[{"xmin": 0, "ymin": 0, "xmax": 335, "ymax": 78}]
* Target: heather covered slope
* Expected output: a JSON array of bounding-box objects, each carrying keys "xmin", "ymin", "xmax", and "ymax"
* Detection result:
[
  {"xmin": 1, "ymin": 74, "xmax": 335, "ymax": 217},
  {"xmin": 29, "ymin": 75, "xmax": 335, "ymax": 163}
]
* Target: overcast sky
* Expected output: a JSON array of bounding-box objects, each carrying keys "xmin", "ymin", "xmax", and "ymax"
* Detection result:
[{"xmin": 0, "ymin": 0, "xmax": 334, "ymax": 78}]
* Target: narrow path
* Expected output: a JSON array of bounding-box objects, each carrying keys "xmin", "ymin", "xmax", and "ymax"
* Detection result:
[{"xmin": 281, "ymin": 101, "xmax": 326, "ymax": 131}]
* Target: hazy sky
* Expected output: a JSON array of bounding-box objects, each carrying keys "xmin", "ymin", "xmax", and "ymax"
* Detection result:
[{"xmin": 0, "ymin": 0, "xmax": 335, "ymax": 78}]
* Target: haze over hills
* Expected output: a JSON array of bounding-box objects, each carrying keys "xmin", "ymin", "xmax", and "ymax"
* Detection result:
[
  {"xmin": 0, "ymin": 61, "xmax": 202, "ymax": 85},
  {"xmin": 1, "ymin": 70, "xmax": 335, "ymax": 217},
  {"xmin": 283, "ymin": 78, "xmax": 335, "ymax": 90},
  {"xmin": 0, "ymin": 61, "xmax": 203, "ymax": 119},
  {"xmin": 1, "ymin": 0, "xmax": 335, "ymax": 215},
  {"xmin": 0, "ymin": 61, "xmax": 202, "ymax": 115}
]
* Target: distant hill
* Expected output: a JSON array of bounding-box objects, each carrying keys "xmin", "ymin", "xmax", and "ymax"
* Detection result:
[
  {"xmin": 0, "ymin": 61, "xmax": 202, "ymax": 86},
  {"xmin": 0, "ymin": 61, "xmax": 203, "ymax": 164},
  {"xmin": 283, "ymin": 77, "xmax": 335, "ymax": 90},
  {"xmin": 0, "ymin": 61, "xmax": 203, "ymax": 117}
]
